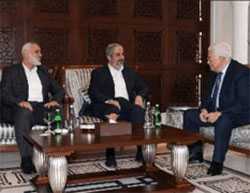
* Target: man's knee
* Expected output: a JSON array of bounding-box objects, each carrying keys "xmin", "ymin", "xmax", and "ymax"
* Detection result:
[
  {"xmin": 15, "ymin": 108, "xmax": 33, "ymax": 119},
  {"xmin": 129, "ymin": 105, "xmax": 145, "ymax": 124},
  {"xmin": 215, "ymin": 115, "xmax": 233, "ymax": 133}
]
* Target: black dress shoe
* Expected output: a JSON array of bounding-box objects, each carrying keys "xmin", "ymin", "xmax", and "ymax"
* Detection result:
[
  {"xmin": 135, "ymin": 146, "xmax": 145, "ymax": 164},
  {"xmin": 189, "ymin": 152, "xmax": 203, "ymax": 164},
  {"xmin": 105, "ymin": 156, "xmax": 117, "ymax": 167},
  {"xmin": 21, "ymin": 156, "xmax": 36, "ymax": 174},
  {"xmin": 207, "ymin": 161, "xmax": 223, "ymax": 176},
  {"xmin": 105, "ymin": 148, "xmax": 117, "ymax": 168}
]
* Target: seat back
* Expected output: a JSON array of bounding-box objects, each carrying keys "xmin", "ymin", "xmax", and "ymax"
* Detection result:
[{"xmin": 60, "ymin": 65, "xmax": 101, "ymax": 117}]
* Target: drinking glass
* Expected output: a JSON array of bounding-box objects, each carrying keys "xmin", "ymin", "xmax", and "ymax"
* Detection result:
[{"xmin": 43, "ymin": 111, "xmax": 54, "ymax": 135}]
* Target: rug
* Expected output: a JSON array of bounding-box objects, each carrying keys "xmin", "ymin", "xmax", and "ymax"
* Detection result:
[{"xmin": 0, "ymin": 153, "xmax": 250, "ymax": 193}]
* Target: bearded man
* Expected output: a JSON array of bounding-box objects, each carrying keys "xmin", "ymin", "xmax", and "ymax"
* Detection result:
[
  {"xmin": 87, "ymin": 43, "xmax": 148, "ymax": 167},
  {"xmin": 1, "ymin": 42, "xmax": 64, "ymax": 174}
]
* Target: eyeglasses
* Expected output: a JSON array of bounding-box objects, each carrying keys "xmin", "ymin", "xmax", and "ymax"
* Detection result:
[{"xmin": 207, "ymin": 56, "xmax": 218, "ymax": 62}]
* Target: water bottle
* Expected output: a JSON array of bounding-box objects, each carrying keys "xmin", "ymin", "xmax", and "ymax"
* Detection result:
[
  {"xmin": 154, "ymin": 104, "xmax": 161, "ymax": 128},
  {"xmin": 54, "ymin": 109, "xmax": 62, "ymax": 134},
  {"xmin": 144, "ymin": 101, "xmax": 151, "ymax": 128},
  {"xmin": 68, "ymin": 105, "xmax": 76, "ymax": 132}
]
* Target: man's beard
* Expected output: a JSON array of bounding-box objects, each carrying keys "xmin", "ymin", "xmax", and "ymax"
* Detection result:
[
  {"xmin": 29, "ymin": 56, "xmax": 41, "ymax": 66},
  {"xmin": 114, "ymin": 60, "xmax": 124, "ymax": 70}
]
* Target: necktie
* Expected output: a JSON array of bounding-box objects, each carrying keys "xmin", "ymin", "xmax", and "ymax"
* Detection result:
[{"xmin": 211, "ymin": 72, "xmax": 222, "ymax": 111}]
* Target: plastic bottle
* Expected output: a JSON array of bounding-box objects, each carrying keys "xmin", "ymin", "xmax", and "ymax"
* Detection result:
[
  {"xmin": 68, "ymin": 105, "xmax": 76, "ymax": 132},
  {"xmin": 54, "ymin": 109, "xmax": 62, "ymax": 134},
  {"xmin": 154, "ymin": 104, "xmax": 161, "ymax": 128},
  {"xmin": 144, "ymin": 101, "xmax": 151, "ymax": 128}
]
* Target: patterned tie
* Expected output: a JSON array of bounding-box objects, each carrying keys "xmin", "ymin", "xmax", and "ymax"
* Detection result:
[{"xmin": 211, "ymin": 72, "xmax": 222, "ymax": 111}]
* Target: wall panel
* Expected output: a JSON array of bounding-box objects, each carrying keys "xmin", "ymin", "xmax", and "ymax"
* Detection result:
[{"xmin": 0, "ymin": 0, "xmax": 210, "ymax": 110}]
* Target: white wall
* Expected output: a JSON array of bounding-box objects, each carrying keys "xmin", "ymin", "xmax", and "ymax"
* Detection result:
[
  {"xmin": 210, "ymin": 1, "xmax": 250, "ymax": 64},
  {"xmin": 210, "ymin": 1, "xmax": 233, "ymax": 46}
]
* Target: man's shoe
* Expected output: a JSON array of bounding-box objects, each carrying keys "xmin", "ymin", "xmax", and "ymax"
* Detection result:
[
  {"xmin": 105, "ymin": 148, "xmax": 117, "ymax": 168},
  {"xmin": 21, "ymin": 157, "xmax": 36, "ymax": 174},
  {"xmin": 189, "ymin": 152, "xmax": 203, "ymax": 164},
  {"xmin": 135, "ymin": 146, "xmax": 145, "ymax": 164},
  {"xmin": 105, "ymin": 156, "xmax": 117, "ymax": 167},
  {"xmin": 207, "ymin": 161, "xmax": 223, "ymax": 176}
]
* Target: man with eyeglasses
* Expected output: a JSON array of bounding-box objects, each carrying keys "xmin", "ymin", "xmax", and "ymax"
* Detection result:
[{"xmin": 183, "ymin": 42, "xmax": 250, "ymax": 176}]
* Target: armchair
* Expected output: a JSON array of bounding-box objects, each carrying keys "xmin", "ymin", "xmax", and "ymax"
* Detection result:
[{"xmin": 59, "ymin": 64, "xmax": 139, "ymax": 124}]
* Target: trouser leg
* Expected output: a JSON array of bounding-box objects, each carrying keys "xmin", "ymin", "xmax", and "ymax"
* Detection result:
[
  {"xmin": 183, "ymin": 109, "xmax": 211, "ymax": 154},
  {"xmin": 14, "ymin": 108, "xmax": 34, "ymax": 158},
  {"xmin": 213, "ymin": 115, "xmax": 234, "ymax": 163}
]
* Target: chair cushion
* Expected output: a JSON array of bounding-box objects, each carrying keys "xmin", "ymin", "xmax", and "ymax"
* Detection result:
[{"xmin": 79, "ymin": 116, "xmax": 102, "ymax": 124}]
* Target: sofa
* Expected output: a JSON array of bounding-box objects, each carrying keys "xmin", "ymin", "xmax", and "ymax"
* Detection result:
[{"xmin": 164, "ymin": 107, "xmax": 250, "ymax": 155}]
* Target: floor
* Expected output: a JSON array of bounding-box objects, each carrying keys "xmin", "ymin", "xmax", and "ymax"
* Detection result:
[{"xmin": 0, "ymin": 143, "xmax": 249, "ymax": 193}]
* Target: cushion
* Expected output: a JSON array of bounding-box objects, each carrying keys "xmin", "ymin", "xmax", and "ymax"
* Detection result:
[{"xmin": 78, "ymin": 88, "xmax": 91, "ymax": 116}]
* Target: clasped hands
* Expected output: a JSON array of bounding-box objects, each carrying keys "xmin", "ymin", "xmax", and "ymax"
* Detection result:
[
  {"xmin": 200, "ymin": 109, "xmax": 222, "ymax": 123},
  {"xmin": 18, "ymin": 101, "xmax": 60, "ymax": 111}
]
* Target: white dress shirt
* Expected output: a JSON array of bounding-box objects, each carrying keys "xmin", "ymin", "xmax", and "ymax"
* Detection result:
[
  {"xmin": 108, "ymin": 64, "xmax": 129, "ymax": 100},
  {"xmin": 22, "ymin": 63, "xmax": 43, "ymax": 102}
]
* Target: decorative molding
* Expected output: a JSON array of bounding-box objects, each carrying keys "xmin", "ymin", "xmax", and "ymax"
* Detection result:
[
  {"xmin": 135, "ymin": 31, "xmax": 162, "ymax": 62},
  {"xmin": 134, "ymin": 0, "xmax": 161, "ymax": 17},
  {"xmin": 177, "ymin": 0, "xmax": 199, "ymax": 19},
  {"xmin": 87, "ymin": 0, "xmax": 117, "ymax": 16},
  {"xmin": 0, "ymin": 0, "xmax": 14, "ymax": 12},
  {"xmin": 176, "ymin": 31, "xmax": 198, "ymax": 64},
  {"xmin": 0, "ymin": 27, "xmax": 16, "ymax": 66},
  {"xmin": 87, "ymin": 28, "xmax": 118, "ymax": 63},
  {"xmin": 34, "ymin": 28, "xmax": 68, "ymax": 63},
  {"xmin": 39, "ymin": 0, "xmax": 68, "ymax": 13}
]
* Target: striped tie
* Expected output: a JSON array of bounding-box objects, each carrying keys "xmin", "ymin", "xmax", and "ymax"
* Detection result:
[{"xmin": 211, "ymin": 72, "xmax": 222, "ymax": 111}]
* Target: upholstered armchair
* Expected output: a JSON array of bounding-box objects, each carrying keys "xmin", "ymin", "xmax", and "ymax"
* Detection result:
[
  {"xmin": 59, "ymin": 64, "xmax": 140, "ymax": 124},
  {"xmin": 59, "ymin": 65, "xmax": 103, "ymax": 124},
  {"xmin": 165, "ymin": 64, "xmax": 250, "ymax": 155}
]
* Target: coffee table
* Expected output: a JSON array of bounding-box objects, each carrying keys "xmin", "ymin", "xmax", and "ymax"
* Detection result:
[{"xmin": 25, "ymin": 124, "xmax": 204, "ymax": 193}]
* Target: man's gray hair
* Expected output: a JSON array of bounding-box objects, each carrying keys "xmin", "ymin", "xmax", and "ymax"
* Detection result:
[
  {"xmin": 105, "ymin": 43, "xmax": 122, "ymax": 57},
  {"xmin": 208, "ymin": 42, "xmax": 232, "ymax": 62},
  {"xmin": 21, "ymin": 42, "xmax": 37, "ymax": 56}
]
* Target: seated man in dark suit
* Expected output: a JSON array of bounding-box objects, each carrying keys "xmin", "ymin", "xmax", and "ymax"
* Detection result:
[
  {"xmin": 87, "ymin": 43, "xmax": 148, "ymax": 167},
  {"xmin": 184, "ymin": 42, "xmax": 250, "ymax": 176},
  {"xmin": 1, "ymin": 42, "xmax": 64, "ymax": 174}
]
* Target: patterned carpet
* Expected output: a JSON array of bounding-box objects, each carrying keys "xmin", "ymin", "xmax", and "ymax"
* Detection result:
[{"xmin": 0, "ymin": 153, "xmax": 250, "ymax": 193}]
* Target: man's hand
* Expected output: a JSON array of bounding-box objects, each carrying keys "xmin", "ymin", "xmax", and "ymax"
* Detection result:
[
  {"xmin": 18, "ymin": 101, "xmax": 33, "ymax": 111},
  {"xmin": 106, "ymin": 113, "xmax": 119, "ymax": 121},
  {"xmin": 44, "ymin": 100, "xmax": 60, "ymax": 108},
  {"xmin": 134, "ymin": 95, "xmax": 144, "ymax": 108},
  {"xmin": 199, "ymin": 108, "xmax": 208, "ymax": 122},
  {"xmin": 107, "ymin": 99, "xmax": 121, "ymax": 109},
  {"xmin": 206, "ymin": 112, "xmax": 221, "ymax": 123}
]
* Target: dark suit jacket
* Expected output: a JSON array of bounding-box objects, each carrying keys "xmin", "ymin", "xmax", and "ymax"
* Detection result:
[
  {"xmin": 201, "ymin": 60, "xmax": 250, "ymax": 125},
  {"xmin": 88, "ymin": 64, "xmax": 147, "ymax": 104},
  {"xmin": 1, "ymin": 64, "xmax": 64, "ymax": 123}
]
